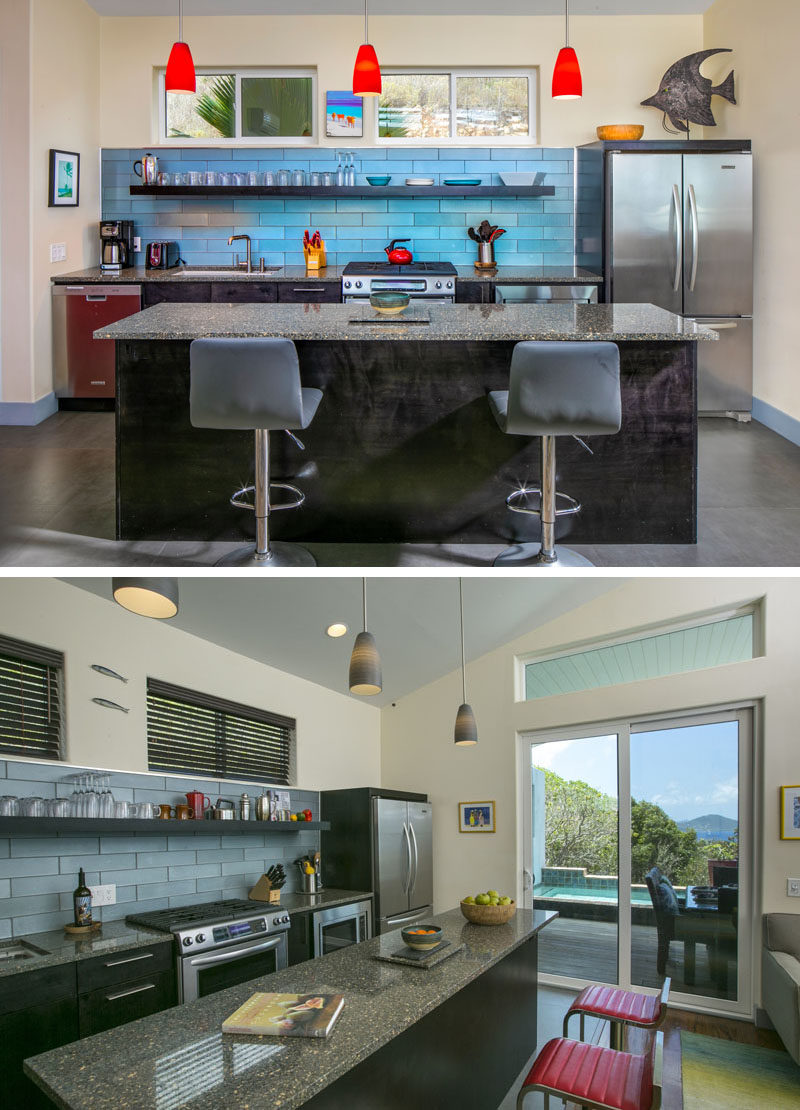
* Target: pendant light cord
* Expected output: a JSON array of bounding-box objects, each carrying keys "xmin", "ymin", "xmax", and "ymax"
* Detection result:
[
  {"xmin": 364, "ymin": 0, "xmax": 369, "ymax": 44},
  {"xmin": 565, "ymin": 0, "xmax": 569, "ymax": 48},
  {"xmin": 459, "ymin": 578, "xmax": 467, "ymax": 704},
  {"xmin": 362, "ymin": 577, "xmax": 368, "ymax": 632},
  {"xmin": 178, "ymin": 0, "xmax": 183, "ymax": 44}
]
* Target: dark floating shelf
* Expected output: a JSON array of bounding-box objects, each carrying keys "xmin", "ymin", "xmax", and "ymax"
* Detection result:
[
  {"xmin": 130, "ymin": 184, "xmax": 556, "ymax": 198},
  {"xmin": 0, "ymin": 816, "xmax": 329, "ymax": 836}
]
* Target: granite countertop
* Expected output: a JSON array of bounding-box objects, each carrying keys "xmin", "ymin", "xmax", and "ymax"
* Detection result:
[
  {"xmin": 51, "ymin": 264, "xmax": 601, "ymax": 286},
  {"xmin": 279, "ymin": 889, "xmax": 372, "ymax": 915},
  {"xmin": 26, "ymin": 906, "xmax": 556, "ymax": 1110},
  {"xmin": 0, "ymin": 919, "xmax": 171, "ymax": 980},
  {"xmin": 95, "ymin": 301, "xmax": 718, "ymax": 343}
]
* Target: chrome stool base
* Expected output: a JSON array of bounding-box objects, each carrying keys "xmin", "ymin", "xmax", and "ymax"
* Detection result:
[
  {"xmin": 215, "ymin": 541, "xmax": 316, "ymax": 568},
  {"xmin": 493, "ymin": 542, "xmax": 594, "ymax": 568}
]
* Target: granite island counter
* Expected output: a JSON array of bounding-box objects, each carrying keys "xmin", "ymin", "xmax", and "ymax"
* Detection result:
[
  {"xmin": 97, "ymin": 302, "xmax": 715, "ymax": 547},
  {"xmin": 26, "ymin": 906, "xmax": 557, "ymax": 1110}
]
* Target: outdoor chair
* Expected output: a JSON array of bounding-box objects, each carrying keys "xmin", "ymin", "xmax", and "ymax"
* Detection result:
[{"xmin": 644, "ymin": 866, "xmax": 727, "ymax": 987}]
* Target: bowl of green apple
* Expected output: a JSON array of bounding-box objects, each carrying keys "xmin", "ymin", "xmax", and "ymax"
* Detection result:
[{"xmin": 460, "ymin": 890, "xmax": 516, "ymax": 925}]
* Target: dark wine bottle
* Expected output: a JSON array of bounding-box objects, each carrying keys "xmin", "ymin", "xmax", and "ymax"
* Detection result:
[{"xmin": 73, "ymin": 867, "xmax": 92, "ymax": 927}]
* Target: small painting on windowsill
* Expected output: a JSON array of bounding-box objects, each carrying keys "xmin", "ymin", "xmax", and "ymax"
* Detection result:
[
  {"xmin": 326, "ymin": 91, "xmax": 363, "ymax": 138},
  {"xmin": 48, "ymin": 149, "xmax": 80, "ymax": 207},
  {"xmin": 780, "ymin": 785, "xmax": 800, "ymax": 840},
  {"xmin": 458, "ymin": 800, "xmax": 495, "ymax": 833}
]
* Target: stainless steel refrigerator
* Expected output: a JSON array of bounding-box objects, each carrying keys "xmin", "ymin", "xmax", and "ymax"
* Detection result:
[
  {"xmin": 321, "ymin": 788, "xmax": 433, "ymax": 934},
  {"xmin": 577, "ymin": 143, "xmax": 753, "ymax": 418}
]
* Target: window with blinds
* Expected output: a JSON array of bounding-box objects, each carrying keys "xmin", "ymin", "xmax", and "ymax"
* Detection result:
[
  {"xmin": 147, "ymin": 679, "xmax": 295, "ymax": 785},
  {"xmin": 0, "ymin": 634, "xmax": 64, "ymax": 761}
]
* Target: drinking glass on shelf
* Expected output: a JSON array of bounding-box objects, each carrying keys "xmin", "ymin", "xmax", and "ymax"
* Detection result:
[
  {"xmin": 204, "ymin": 171, "xmax": 217, "ymax": 186},
  {"xmin": 157, "ymin": 172, "xmax": 170, "ymax": 186},
  {"xmin": 19, "ymin": 797, "xmax": 46, "ymax": 817},
  {"xmin": 174, "ymin": 172, "xmax": 187, "ymax": 186},
  {"xmin": 0, "ymin": 796, "xmax": 19, "ymax": 816},
  {"xmin": 336, "ymin": 152, "xmax": 344, "ymax": 187},
  {"xmin": 48, "ymin": 799, "xmax": 70, "ymax": 818},
  {"xmin": 98, "ymin": 775, "xmax": 115, "ymax": 819},
  {"xmin": 291, "ymin": 169, "xmax": 305, "ymax": 187},
  {"xmin": 247, "ymin": 172, "xmax": 259, "ymax": 186},
  {"xmin": 263, "ymin": 171, "xmax": 275, "ymax": 186},
  {"xmin": 219, "ymin": 173, "xmax": 233, "ymax": 187},
  {"xmin": 188, "ymin": 171, "xmax": 202, "ymax": 186},
  {"xmin": 233, "ymin": 172, "xmax": 247, "ymax": 186},
  {"xmin": 309, "ymin": 172, "xmax": 321, "ymax": 187},
  {"xmin": 277, "ymin": 169, "xmax": 290, "ymax": 187},
  {"xmin": 113, "ymin": 800, "xmax": 130, "ymax": 819},
  {"xmin": 322, "ymin": 172, "xmax": 333, "ymax": 187}
]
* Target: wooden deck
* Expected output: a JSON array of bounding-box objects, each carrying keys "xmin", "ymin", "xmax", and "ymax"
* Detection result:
[{"xmin": 537, "ymin": 915, "xmax": 737, "ymax": 1001}]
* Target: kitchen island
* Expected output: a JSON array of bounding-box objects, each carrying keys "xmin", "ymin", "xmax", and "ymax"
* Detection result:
[
  {"xmin": 26, "ymin": 906, "xmax": 556, "ymax": 1110},
  {"xmin": 98, "ymin": 301, "xmax": 715, "ymax": 547}
]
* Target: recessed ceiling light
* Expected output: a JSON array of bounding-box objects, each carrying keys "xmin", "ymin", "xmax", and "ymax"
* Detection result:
[{"xmin": 326, "ymin": 623, "xmax": 348, "ymax": 638}]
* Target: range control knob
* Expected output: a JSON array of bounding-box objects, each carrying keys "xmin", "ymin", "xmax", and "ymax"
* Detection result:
[
  {"xmin": 435, "ymin": 280, "xmax": 442, "ymax": 289},
  {"xmin": 196, "ymin": 933, "xmax": 205, "ymax": 943},
  {"xmin": 355, "ymin": 280, "xmax": 363, "ymax": 289},
  {"xmin": 343, "ymin": 280, "xmax": 351, "ymax": 288},
  {"xmin": 446, "ymin": 280, "xmax": 453, "ymax": 289},
  {"xmin": 182, "ymin": 937, "xmax": 193, "ymax": 947}
]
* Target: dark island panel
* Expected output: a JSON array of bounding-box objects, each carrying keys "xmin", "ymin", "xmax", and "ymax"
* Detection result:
[{"xmin": 116, "ymin": 337, "xmax": 696, "ymax": 546}]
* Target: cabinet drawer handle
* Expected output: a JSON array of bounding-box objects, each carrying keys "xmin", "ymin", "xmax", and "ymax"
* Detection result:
[
  {"xmin": 105, "ymin": 982, "xmax": 156, "ymax": 1002},
  {"xmin": 104, "ymin": 952, "xmax": 155, "ymax": 968},
  {"xmin": 292, "ymin": 288, "xmax": 327, "ymax": 293}
]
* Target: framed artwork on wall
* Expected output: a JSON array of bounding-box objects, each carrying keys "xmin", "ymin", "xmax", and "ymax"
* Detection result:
[
  {"xmin": 780, "ymin": 785, "xmax": 800, "ymax": 839},
  {"xmin": 458, "ymin": 800, "xmax": 495, "ymax": 833},
  {"xmin": 48, "ymin": 149, "xmax": 80, "ymax": 207},
  {"xmin": 326, "ymin": 91, "xmax": 363, "ymax": 138}
]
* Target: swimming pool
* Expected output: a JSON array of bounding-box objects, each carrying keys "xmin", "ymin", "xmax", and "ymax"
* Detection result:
[{"xmin": 533, "ymin": 884, "xmax": 654, "ymax": 905}]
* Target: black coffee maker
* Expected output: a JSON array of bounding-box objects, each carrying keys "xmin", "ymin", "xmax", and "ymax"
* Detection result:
[{"xmin": 100, "ymin": 220, "xmax": 134, "ymax": 271}]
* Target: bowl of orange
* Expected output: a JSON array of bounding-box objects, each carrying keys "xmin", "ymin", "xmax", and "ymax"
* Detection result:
[{"xmin": 400, "ymin": 924, "xmax": 443, "ymax": 951}]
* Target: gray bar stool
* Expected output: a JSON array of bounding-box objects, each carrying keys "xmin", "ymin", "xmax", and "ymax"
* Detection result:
[
  {"xmin": 488, "ymin": 341, "xmax": 621, "ymax": 567},
  {"xmin": 190, "ymin": 337, "xmax": 322, "ymax": 567}
]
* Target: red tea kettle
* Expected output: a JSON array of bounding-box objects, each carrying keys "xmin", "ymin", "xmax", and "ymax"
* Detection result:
[{"xmin": 385, "ymin": 238, "xmax": 413, "ymax": 264}]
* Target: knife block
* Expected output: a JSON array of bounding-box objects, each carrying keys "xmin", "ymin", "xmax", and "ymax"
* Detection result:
[
  {"xmin": 249, "ymin": 874, "xmax": 282, "ymax": 903},
  {"xmin": 304, "ymin": 240, "xmax": 327, "ymax": 270}
]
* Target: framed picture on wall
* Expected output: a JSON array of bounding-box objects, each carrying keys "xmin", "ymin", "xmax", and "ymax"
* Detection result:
[
  {"xmin": 780, "ymin": 785, "xmax": 800, "ymax": 839},
  {"xmin": 48, "ymin": 149, "xmax": 80, "ymax": 207},
  {"xmin": 458, "ymin": 800, "xmax": 495, "ymax": 833},
  {"xmin": 325, "ymin": 91, "xmax": 363, "ymax": 138}
]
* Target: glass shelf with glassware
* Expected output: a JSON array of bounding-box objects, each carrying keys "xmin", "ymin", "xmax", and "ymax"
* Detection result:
[{"xmin": 130, "ymin": 184, "xmax": 555, "ymax": 197}]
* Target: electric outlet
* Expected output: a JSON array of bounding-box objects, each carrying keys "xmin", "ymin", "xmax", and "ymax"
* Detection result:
[
  {"xmin": 133, "ymin": 236, "xmax": 141, "ymax": 252},
  {"xmin": 788, "ymin": 879, "xmax": 800, "ymax": 898},
  {"xmin": 49, "ymin": 243, "xmax": 67, "ymax": 263},
  {"xmin": 90, "ymin": 883, "xmax": 116, "ymax": 907}
]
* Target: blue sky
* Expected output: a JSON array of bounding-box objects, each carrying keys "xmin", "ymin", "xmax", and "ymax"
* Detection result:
[{"xmin": 532, "ymin": 721, "xmax": 739, "ymax": 822}]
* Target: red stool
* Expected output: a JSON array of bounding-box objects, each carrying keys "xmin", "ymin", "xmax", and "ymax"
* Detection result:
[
  {"xmin": 564, "ymin": 979, "xmax": 671, "ymax": 1051},
  {"xmin": 516, "ymin": 1030, "xmax": 663, "ymax": 1110}
]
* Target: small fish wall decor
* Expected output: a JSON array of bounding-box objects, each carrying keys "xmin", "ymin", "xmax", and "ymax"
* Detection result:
[
  {"xmin": 92, "ymin": 697, "xmax": 129, "ymax": 714},
  {"xmin": 91, "ymin": 663, "xmax": 128, "ymax": 684},
  {"xmin": 641, "ymin": 48, "xmax": 736, "ymax": 135}
]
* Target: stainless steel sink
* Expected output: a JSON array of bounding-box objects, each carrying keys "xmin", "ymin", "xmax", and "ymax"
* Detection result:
[
  {"xmin": 0, "ymin": 939, "xmax": 49, "ymax": 962},
  {"xmin": 175, "ymin": 266, "xmax": 281, "ymax": 277}
]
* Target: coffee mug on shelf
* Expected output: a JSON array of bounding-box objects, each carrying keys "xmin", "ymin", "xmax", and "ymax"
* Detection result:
[
  {"xmin": 158, "ymin": 803, "xmax": 173, "ymax": 820},
  {"xmin": 176, "ymin": 804, "xmax": 194, "ymax": 820}
]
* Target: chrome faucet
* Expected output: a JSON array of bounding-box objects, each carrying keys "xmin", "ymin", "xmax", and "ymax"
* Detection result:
[{"xmin": 228, "ymin": 234, "xmax": 252, "ymax": 273}]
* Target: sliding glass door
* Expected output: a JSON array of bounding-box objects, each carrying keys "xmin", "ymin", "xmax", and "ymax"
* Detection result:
[{"xmin": 523, "ymin": 706, "xmax": 752, "ymax": 1016}]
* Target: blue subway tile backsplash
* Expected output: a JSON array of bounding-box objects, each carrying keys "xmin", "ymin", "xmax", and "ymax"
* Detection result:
[
  {"xmin": 103, "ymin": 146, "xmax": 574, "ymax": 268},
  {"xmin": 0, "ymin": 757, "xmax": 321, "ymax": 938}
]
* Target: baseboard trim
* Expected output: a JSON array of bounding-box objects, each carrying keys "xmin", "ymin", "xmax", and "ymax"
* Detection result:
[
  {"xmin": 0, "ymin": 393, "xmax": 59, "ymax": 426},
  {"xmin": 752, "ymin": 397, "xmax": 800, "ymax": 448}
]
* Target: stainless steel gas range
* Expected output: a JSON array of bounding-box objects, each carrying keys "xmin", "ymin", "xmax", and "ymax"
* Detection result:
[
  {"xmin": 126, "ymin": 898, "xmax": 290, "ymax": 1003},
  {"xmin": 341, "ymin": 261, "xmax": 457, "ymax": 303}
]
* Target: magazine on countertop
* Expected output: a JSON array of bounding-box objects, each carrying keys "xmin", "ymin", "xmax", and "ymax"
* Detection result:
[{"xmin": 222, "ymin": 992, "xmax": 344, "ymax": 1038}]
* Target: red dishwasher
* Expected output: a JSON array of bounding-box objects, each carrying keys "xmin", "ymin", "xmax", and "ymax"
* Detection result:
[{"xmin": 53, "ymin": 284, "xmax": 142, "ymax": 407}]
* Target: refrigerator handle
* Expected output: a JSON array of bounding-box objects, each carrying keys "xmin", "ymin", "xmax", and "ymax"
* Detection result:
[
  {"xmin": 687, "ymin": 183, "xmax": 699, "ymax": 292},
  {"xmin": 671, "ymin": 185, "xmax": 683, "ymax": 293},
  {"xmin": 408, "ymin": 821, "xmax": 419, "ymax": 895},
  {"xmin": 401, "ymin": 823, "xmax": 412, "ymax": 895}
]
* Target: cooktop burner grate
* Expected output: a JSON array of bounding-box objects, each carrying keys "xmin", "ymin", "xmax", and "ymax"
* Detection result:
[
  {"xmin": 341, "ymin": 261, "xmax": 457, "ymax": 276},
  {"xmin": 126, "ymin": 898, "xmax": 262, "ymax": 933}
]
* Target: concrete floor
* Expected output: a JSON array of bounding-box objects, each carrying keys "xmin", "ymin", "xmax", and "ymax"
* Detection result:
[{"xmin": 1, "ymin": 412, "xmax": 799, "ymax": 566}]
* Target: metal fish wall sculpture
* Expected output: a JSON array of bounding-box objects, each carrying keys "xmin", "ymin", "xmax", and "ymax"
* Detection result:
[{"xmin": 641, "ymin": 48, "xmax": 736, "ymax": 135}]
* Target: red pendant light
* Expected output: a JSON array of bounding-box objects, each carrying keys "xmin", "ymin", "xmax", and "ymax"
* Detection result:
[
  {"xmin": 552, "ymin": 0, "xmax": 582, "ymax": 100},
  {"xmin": 352, "ymin": 0, "xmax": 381, "ymax": 97},
  {"xmin": 165, "ymin": 0, "xmax": 196, "ymax": 95}
]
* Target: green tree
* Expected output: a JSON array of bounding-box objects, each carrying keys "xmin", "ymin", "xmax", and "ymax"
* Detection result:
[
  {"xmin": 542, "ymin": 768, "xmax": 618, "ymax": 875},
  {"xmin": 631, "ymin": 799, "xmax": 704, "ymax": 885}
]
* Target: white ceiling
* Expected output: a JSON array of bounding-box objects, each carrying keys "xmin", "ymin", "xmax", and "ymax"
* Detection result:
[
  {"xmin": 84, "ymin": 1, "xmax": 716, "ymax": 16},
  {"xmin": 63, "ymin": 577, "xmax": 623, "ymax": 707}
]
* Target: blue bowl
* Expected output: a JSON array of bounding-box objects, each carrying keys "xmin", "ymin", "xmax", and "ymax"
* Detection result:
[
  {"xmin": 370, "ymin": 291, "xmax": 410, "ymax": 314},
  {"xmin": 366, "ymin": 175, "xmax": 391, "ymax": 186}
]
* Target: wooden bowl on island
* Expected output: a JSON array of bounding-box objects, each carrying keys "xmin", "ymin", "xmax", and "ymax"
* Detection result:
[
  {"xmin": 460, "ymin": 900, "xmax": 516, "ymax": 925},
  {"xmin": 596, "ymin": 124, "xmax": 644, "ymax": 141}
]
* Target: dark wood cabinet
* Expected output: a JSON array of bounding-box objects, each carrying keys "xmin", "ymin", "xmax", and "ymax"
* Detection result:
[
  {"xmin": 210, "ymin": 282, "xmax": 277, "ymax": 303},
  {"xmin": 455, "ymin": 281, "xmax": 486, "ymax": 304},
  {"xmin": 277, "ymin": 283, "xmax": 340, "ymax": 303},
  {"xmin": 76, "ymin": 941, "xmax": 176, "ymax": 1037},
  {"xmin": 76, "ymin": 940, "xmax": 172, "ymax": 992},
  {"xmin": 0, "ymin": 963, "xmax": 77, "ymax": 1109},
  {"xmin": 142, "ymin": 282, "xmax": 211, "ymax": 307}
]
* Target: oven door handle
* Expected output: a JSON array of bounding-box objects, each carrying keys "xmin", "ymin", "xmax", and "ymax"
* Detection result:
[{"xmin": 185, "ymin": 934, "xmax": 284, "ymax": 969}]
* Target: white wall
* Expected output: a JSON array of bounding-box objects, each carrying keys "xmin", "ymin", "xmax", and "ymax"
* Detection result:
[
  {"xmin": 97, "ymin": 12, "xmax": 703, "ymax": 148},
  {"xmin": 0, "ymin": 578, "xmax": 381, "ymax": 790},
  {"xmin": 380, "ymin": 577, "xmax": 798, "ymax": 936},
  {"xmin": 704, "ymin": 0, "xmax": 800, "ymax": 428}
]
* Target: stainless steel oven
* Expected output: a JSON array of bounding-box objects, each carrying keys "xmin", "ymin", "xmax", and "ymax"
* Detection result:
[
  {"xmin": 312, "ymin": 899, "xmax": 373, "ymax": 958},
  {"xmin": 341, "ymin": 261, "xmax": 456, "ymax": 304},
  {"xmin": 181, "ymin": 928, "xmax": 288, "ymax": 1003}
]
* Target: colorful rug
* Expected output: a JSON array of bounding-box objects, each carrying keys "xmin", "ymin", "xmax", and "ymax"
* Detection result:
[{"xmin": 681, "ymin": 1031, "xmax": 800, "ymax": 1108}]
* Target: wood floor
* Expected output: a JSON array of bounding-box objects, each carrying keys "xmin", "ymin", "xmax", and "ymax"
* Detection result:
[{"xmin": 3, "ymin": 413, "xmax": 800, "ymax": 565}]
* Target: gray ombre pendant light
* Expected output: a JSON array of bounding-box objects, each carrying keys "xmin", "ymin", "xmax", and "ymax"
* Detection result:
[
  {"xmin": 454, "ymin": 578, "xmax": 478, "ymax": 746},
  {"xmin": 112, "ymin": 578, "xmax": 179, "ymax": 619},
  {"xmin": 349, "ymin": 578, "xmax": 382, "ymax": 695}
]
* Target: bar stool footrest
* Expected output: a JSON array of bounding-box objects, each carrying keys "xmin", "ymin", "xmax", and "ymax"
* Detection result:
[
  {"xmin": 230, "ymin": 482, "xmax": 306, "ymax": 513},
  {"xmin": 506, "ymin": 486, "xmax": 581, "ymax": 518}
]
